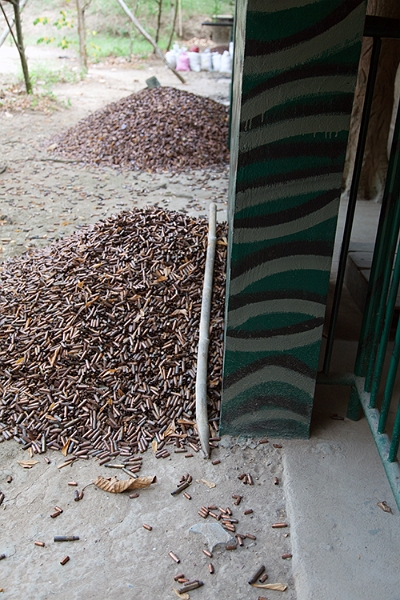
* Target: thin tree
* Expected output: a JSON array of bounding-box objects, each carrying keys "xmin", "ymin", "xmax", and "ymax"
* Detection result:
[
  {"xmin": 0, "ymin": 0, "xmax": 28, "ymax": 48},
  {"xmin": 75, "ymin": 0, "xmax": 92, "ymax": 71},
  {"xmin": 166, "ymin": 0, "xmax": 178, "ymax": 51},
  {"xmin": 0, "ymin": 0, "xmax": 32, "ymax": 93},
  {"xmin": 154, "ymin": 0, "xmax": 162, "ymax": 45},
  {"xmin": 115, "ymin": 0, "xmax": 185, "ymax": 83}
]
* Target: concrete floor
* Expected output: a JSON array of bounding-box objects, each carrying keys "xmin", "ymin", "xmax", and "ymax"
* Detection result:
[
  {"xmin": 283, "ymin": 195, "xmax": 400, "ymax": 600},
  {"xmin": 0, "ymin": 437, "xmax": 296, "ymax": 599}
]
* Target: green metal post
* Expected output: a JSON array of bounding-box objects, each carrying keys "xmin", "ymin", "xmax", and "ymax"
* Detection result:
[
  {"xmin": 348, "ymin": 104, "xmax": 400, "ymax": 420},
  {"xmin": 370, "ymin": 238, "xmax": 400, "ymax": 408},
  {"xmin": 365, "ymin": 103, "xmax": 400, "ymax": 391},
  {"xmin": 388, "ymin": 400, "xmax": 400, "ymax": 462},
  {"xmin": 378, "ymin": 313, "xmax": 400, "ymax": 433}
]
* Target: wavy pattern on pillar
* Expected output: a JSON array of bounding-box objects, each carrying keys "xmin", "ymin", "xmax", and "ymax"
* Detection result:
[{"xmin": 221, "ymin": 0, "xmax": 365, "ymax": 438}]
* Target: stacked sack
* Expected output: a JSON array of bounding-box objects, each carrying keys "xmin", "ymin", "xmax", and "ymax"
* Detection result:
[{"xmin": 165, "ymin": 43, "xmax": 233, "ymax": 74}]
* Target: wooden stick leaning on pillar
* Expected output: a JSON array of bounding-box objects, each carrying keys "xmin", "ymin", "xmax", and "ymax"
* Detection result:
[{"xmin": 196, "ymin": 203, "xmax": 217, "ymax": 459}]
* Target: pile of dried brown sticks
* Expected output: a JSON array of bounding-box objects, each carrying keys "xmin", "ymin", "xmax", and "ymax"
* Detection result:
[
  {"xmin": 51, "ymin": 87, "xmax": 230, "ymax": 173},
  {"xmin": 0, "ymin": 207, "xmax": 227, "ymax": 467}
]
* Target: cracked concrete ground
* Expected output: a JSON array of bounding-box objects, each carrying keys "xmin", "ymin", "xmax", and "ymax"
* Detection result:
[{"xmin": 0, "ymin": 438, "xmax": 296, "ymax": 599}]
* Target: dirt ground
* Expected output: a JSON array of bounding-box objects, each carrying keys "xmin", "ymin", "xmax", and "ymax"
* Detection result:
[
  {"xmin": 0, "ymin": 44, "xmax": 296, "ymax": 599},
  {"xmin": 0, "ymin": 45, "xmax": 229, "ymax": 263}
]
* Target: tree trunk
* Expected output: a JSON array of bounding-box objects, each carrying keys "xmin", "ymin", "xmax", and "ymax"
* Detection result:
[
  {"xmin": 0, "ymin": 0, "xmax": 28, "ymax": 48},
  {"xmin": 166, "ymin": 0, "xmax": 178, "ymax": 51},
  {"xmin": 12, "ymin": 0, "xmax": 32, "ymax": 94},
  {"xmin": 76, "ymin": 0, "xmax": 88, "ymax": 70},
  {"xmin": 177, "ymin": 0, "xmax": 182, "ymax": 38},
  {"xmin": 155, "ymin": 0, "xmax": 163, "ymax": 45},
  {"xmin": 115, "ymin": 0, "xmax": 185, "ymax": 83},
  {"xmin": 343, "ymin": 0, "xmax": 400, "ymax": 201}
]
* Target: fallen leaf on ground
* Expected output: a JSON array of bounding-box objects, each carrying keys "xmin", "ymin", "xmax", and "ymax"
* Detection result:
[
  {"xmin": 17, "ymin": 460, "xmax": 39, "ymax": 469},
  {"xmin": 173, "ymin": 589, "xmax": 189, "ymax": 599},
  {"xmin": 201, "ymin": 479, "xmax": 216, "ymax": 489},
  {"xmin": 94, "ymin": 475, "xmax": 156, "ymax": 493},
  {"xmin": 377, "ymin": 501, "xmax": 393, "ymax": 514},
  {"xmin": 252, "ymin": 583, "xmax": 288, "ymax": 591},
  {"xmin": 152, "ymin": 440, "xmax": 158, "ymax": 454},
  {"xmin": 61, "ymin": 439, "xmax": 71, "ymax": 456},
  {"xmin": 163, "ymin": 421, "xmax": 176, "ymax": 438}
]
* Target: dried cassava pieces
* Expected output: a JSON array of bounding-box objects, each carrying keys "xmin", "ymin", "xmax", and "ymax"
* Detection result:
[
  {"xmin": 0, "ymin": 207, "xmax": 227, "ymax": 458},
  {"xmin": 51, "ymin": 87, "xmax": 230, "ymax": 173}
]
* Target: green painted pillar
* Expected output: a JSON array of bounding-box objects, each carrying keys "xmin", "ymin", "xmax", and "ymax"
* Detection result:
[{"xmin": 221, "ymin": 0, "xmax": 366, "ymax": 438}]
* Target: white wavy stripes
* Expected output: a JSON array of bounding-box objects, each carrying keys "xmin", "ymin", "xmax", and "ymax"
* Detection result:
[
  {"xmin": 244, "ymin": 3, "xmax": 365, "ymax": 76},
  {"xmin": 234, "ymin": 199, "xmax": 339, "ymax": 244},
  {"xmin": 241, "ymin": 75, "xmax": 355, "ymax": 123},
  {"xmin": 239, "ymin": 113, "xmax": 350, "ymax": 152},
  {"xmin": 226, "ymin": 323, "xmax": 323, "ymax": 352},
  {"xmin": 228, "ymin": 298, "xmax": 325, "ymax": 328},
  {"xmin": 250, "ymin": 0, "xmax": 323, "ymax": 13},
  {"xmin": 223, "ymin": 364, "xmax": 315, "ymax": 403},
  {"xmin": 236, "ymin": 173, "xmax": 340, "ymax": 211},
  {"xmin": 230, "ymin": 254, "xmax": 332, "ymax": 296},
  {"xmin": 226, "ymin": 408, "xmax": 310, "ymax": 430}
]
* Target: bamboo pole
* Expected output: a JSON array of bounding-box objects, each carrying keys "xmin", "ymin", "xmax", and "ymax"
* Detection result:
[
  {"xmin": 196, "ymin": 203, "xmax": 217, "ymax": 459},
  {"xmin": 115, "ymin": 0, "xmax": 185, "ymax": 84}
]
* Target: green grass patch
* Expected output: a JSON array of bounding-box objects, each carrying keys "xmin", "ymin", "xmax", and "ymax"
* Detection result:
[
  {"xmin": 26, "ymin": 0, "xmax": 234, "ymax": 62},
  {"xmin": 26, "ymin": 63, "xmax": 81, "ymax": 87}
]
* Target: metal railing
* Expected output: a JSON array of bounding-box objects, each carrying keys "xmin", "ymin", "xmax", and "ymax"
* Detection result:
[{"xmin": 319, "ymin": 16, "xmax": 400, "ymax": 510}]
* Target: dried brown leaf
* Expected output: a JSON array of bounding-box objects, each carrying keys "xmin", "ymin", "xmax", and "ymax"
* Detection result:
[
  {"xmin": 177, "ymin": 418, "xmax": 195, "ymax": 426},
  {"xmin": 152, "ymin": 440, "xmax": 158, "ymax": 454},
  {"xmin": 377, "ymin": 501, "xmax": 393, "ymax": 514},
  {"xmin": 61, "ymin": 439, "xmax": 71, "ymax": 457},
  {"xmin": 252, "ymin": 583, "xmax": 288, "ymax": 591},
  {"xmin": 201, "ymin": 479, "xmax": 216, "ymax": 489},
  {"xmin": 94, "ymin": 475, "xmax": 156, "ymax": 493},
  {"xmin": 44, "ymin": 414, "xmax": 58, "ymax": 421},
  {"xmin": 17, "ymin": 460, "xmax": 39, "ymax": 469},
  {"xmin": 171, "ymin": 309, "xmax": 188, "ymax": 316},
  {"xmin": 164, "ymin": 421, "xmax": 176, "ymax": 438}
]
